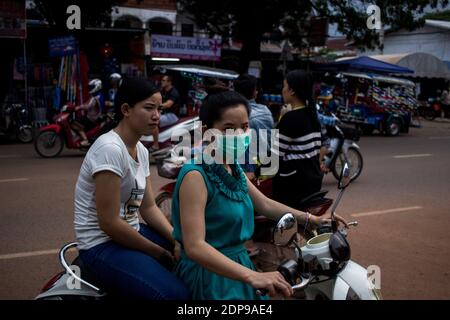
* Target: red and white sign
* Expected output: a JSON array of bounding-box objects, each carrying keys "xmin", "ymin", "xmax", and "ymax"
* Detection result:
[{"xmin": 151, "ymin": 34, "xmax": 221, "ymax": 61}]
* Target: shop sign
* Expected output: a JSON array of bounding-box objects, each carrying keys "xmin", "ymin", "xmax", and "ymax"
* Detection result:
[
  {"xmin": 49, "ymin": 36, "xmax": 78, "ymax": 57},
  {"xmin": 151, "ymin": 34, "xmax": 221, "ymax": 61}
]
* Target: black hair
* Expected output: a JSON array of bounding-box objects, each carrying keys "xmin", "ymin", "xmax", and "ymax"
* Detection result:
[
  {"xmin": 162, "ymin": 74, "xmax": 173, "ymax": 83},
  {"xmin": 199, "ymin": 85, "xmax": 250, "ymax": 128},
  {"xmin": 234, "ymin": 74, "xmax": 257, "ymax": 100},
  {"xmin": 285, "ymin": 70, "xmax": 319, "ymax": 121},
  {"xmin": 114, "ymin": 78, "xmax": 159, "ymax": 122},
  {"xmin": 285, "ymin": 70, "xmax": 314, "ymax": 105}
]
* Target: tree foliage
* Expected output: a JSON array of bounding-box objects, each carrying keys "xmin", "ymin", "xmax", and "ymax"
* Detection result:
[
  {"xmin": 31, "ymin": 0, "xmax": 133, "ymax": 28},
  {"xmin": 178, "ymin": 0, "xmax": 449, "ymax": 71}
]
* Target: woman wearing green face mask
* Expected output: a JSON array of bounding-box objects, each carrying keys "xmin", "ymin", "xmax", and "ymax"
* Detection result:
[{"xmin": 170, "ymin": 85, "xmax": 346, "ymax": 300}]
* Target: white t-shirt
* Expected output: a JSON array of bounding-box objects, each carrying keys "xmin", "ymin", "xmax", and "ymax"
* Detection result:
[{"xmin": 74, "ymin": 130, "xmax": 150, "ymax": 250}]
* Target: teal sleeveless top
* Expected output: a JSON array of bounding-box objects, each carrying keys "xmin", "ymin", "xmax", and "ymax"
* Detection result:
[{"xmin": 171, "ymin": 161, "xmax": 268, "ymax": 300}]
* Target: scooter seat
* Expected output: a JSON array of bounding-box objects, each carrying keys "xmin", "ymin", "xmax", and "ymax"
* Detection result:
[
  {"xmin": 71, "ymin": 256, "xmax": 103, "ymax": 289},
  {"xmin": 298, "ymin": 190, "xmax": 329, "ymax": 207}
]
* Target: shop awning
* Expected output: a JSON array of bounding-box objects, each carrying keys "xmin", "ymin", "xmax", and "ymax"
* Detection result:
[
  {"xmin": 314, "ymin": 56, "xmax": 414, "ymax": 74},
  {"xmin": 340, "ymin": 72, "xmax": 416, "ymax": 87},
  {"xmin": 370, "ymin": 53, "xmax": 450, "ymax": 79}
]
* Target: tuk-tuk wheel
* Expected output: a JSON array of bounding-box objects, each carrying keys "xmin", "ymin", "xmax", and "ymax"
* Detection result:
[{"xmin": 386, "ymin": 119, "xmax": 401, "ymax": 136}]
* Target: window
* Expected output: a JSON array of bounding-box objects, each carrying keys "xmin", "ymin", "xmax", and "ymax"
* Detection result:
[
  {"xmin": 149, "ymin": 21, "xmax": 173, "ymax": 35},
  {"xmin": 181, "ymin": 24, "xmax": 194, "ymax": 37}
]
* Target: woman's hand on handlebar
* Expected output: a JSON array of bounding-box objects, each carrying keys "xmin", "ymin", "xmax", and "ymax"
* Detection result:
[
  {"xmin": 245, "ymin": 270, "xmax": 293, "ymax": 298},
  {"xmin": 310, "ymin": 212, "xmax": 348, "ymax": 229}
]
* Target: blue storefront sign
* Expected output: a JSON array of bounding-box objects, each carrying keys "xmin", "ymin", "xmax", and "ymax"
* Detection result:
[{"xmin": 48, "ymin": 36, "xmax": 78, "ymax": 57}]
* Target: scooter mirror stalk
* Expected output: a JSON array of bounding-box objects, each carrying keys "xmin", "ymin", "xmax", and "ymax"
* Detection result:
[
  {"xmin": 338, "ymin": 162, "xmax": 351, "ymax": 190},
  {"xmin": 331, "ymin": 162, "xmax": 351, "ymax": 232}
]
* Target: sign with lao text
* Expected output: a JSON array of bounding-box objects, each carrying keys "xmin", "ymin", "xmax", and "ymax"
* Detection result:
[{"xmin": 151, "ymin": 35, "xmax": 221, "ymax": 61}]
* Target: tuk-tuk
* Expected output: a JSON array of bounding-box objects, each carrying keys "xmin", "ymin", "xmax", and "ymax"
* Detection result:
[
  {"xmin": 333, "ymin": 72, "xmax": 417, "ymax": 136},
  {"xmin": 151, "ymin": 64, "xmax": 239, "ymax": 116}
]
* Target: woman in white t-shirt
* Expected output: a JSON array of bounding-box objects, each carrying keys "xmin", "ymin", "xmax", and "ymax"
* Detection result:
[{"xmin": 74, "ymin": 78, "xmax": 189, "ymax": 299}]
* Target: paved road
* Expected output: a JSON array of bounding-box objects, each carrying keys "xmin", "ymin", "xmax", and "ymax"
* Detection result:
[{"xmin": 0, "ymin": 120, "xmax": 449, "ymax": 299}]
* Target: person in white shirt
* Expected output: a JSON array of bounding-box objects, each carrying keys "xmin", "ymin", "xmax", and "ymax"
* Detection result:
[{"xmin": 74, "ymin": 78, "xmax": 189, "ymax": 299}]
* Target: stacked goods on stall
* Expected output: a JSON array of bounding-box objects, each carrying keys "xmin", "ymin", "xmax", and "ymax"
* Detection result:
[{"xmin": 27, "ymin": 63, "xmax": 55, "ymax": 127}]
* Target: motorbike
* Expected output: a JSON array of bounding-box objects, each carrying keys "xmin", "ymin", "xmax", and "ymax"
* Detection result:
[
  {"xmin": 34, "ymin": 104, "xmax": 113, "ymax": 158},
  {"xmin": 154, "ymin": 145, "xmax": 334, "ymax": 244},
  {"xmin": 323, "ymin": 115, "xmax": 363, "ymax": 182},
  {"xmin": 421, "ymin": 97, "xmax": 450, "ymax": 120},
  {"xmin": 140, "ymin": 115, "xmax": 200, "ymax": 163},
  {"xmin": 317, "ymin": 102, "xmax": 363, "ymax": 183},
  {"xmin": 255, "ymin": 163, "xmax": 382, "ymax": 300},
  {"xmin": 34, "ymin": 149, "xmax": 333, "ymax": 300},
  {"xmin": 0, "ymin": 101, "xmax": 33, "ymax": 143}
]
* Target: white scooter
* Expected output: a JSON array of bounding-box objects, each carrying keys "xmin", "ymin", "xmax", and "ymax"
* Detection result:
[{"xmin": 258, "ymin": 163, "xmax": 382, "ymax": 300}]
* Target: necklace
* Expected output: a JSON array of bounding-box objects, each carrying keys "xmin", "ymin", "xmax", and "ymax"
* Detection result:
[{"xmin": 292, "ymin": 104, "xmax": 306, "ymax": 110}]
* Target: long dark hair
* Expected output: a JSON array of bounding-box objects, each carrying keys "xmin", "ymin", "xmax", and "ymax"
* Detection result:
[
  {"xmin": 199, "ymin": 84, "xmax": 250, "ymax": 128},
  {"xmin": 114, "ymin": 78, "xmax": 159, "ymax": 123}
]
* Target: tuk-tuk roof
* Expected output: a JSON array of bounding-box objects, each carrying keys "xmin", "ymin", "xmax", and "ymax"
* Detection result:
[
  {"xmin": 154, "ymin": 64, "xmax": 239, "ymax": 80},
  {"xmin": 340, "ymin": 72, "xmax": 416, "ymax": 87}
]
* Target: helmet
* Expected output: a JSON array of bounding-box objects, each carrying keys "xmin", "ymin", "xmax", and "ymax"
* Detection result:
[
  {"xmin": 109, "ymin": 73, "xmax": 122, "ymax": 87},
  {"xmin": 88, "ymin": 79, "xmax": 102, "ymax": 94}
]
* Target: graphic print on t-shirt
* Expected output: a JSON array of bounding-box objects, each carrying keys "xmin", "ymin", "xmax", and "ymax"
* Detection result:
[{"xmin": 123, "ymin": 180, "xmax": 145, "ymax": 223}]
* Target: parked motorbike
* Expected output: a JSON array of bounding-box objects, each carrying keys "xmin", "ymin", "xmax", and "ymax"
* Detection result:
[
  {"xmin": 254, "ymin": 163, "xmax": 382, "ymax": 300},
  {"xmin": 421, "ymin": 97, "xmax": 450, "ymax": 120},
  {"xmin": 34, "ymin": 104, "xmax": 113, "ymax": 158},
  {"xmin": 0, "ymin": 101, "xmax": 33, "ymax": 143}
]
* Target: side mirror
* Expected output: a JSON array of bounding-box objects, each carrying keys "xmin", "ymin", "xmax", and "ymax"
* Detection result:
[
  {"xmin": 338, "ymin": 162, "xmax": 351, "ymax": 190},
  {"xmin": 273, "ymin": 213, "xmax": 298, "ymax": 246},
  {"xmin": 329, "ymin": 230, "xmax": 351, "ymax": 263}
]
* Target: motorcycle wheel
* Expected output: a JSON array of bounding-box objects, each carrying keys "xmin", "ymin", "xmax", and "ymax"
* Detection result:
[
  {"xmin": 34, "ymin": 131, "xmax": 64, "ymax": 158},
  {"xmin": 155, "ymin": 192, "xmax": 172, "ymax": 223},
  {"xmin": 424, "ymin": 109, "xmax": 436, "ymax": 121},
  {"xmin": 332, "ymin": 147, "xmax": 363, "ymax": 182},
  {"xmin": 17, "ymin": 127, "xmax": 33, "ymax": 143}
]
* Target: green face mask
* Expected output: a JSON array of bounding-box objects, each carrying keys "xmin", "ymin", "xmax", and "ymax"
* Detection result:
[{"xmin": 216, "ymin": 132, "xmax": 251, "ymax": 162}]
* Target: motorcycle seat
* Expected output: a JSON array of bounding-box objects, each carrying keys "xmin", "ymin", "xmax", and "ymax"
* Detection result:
[{"xmin": 298, "ymin": 190, "xmax": 329, "ymax": 207}]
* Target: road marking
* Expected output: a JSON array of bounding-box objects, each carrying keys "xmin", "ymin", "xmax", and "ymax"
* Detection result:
[
  {"xmin": 0, "ymin": 249, "xmax": 60, "ymax": 260},
  {"xmin": 0, "ymin": 178, "xmax": 29, "ymax": 183},
  {"xmin": 0, "ymin": 154, "xmax": 20, "ymax": 158},
  {"xmin": 351, "ymin": 206, "xmax": 423, "ymax": 218},
  {"xmin": 393, "ymin": 154, "xmax": 432, "ymax": 159}
]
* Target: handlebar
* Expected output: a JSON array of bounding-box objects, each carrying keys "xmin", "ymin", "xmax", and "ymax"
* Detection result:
[
  {"xmin": 347, "ymin": 221, "xmax": 358, "ymax": 227},
  {"xmin": 255, "ymin": 275, "xmax": 315, "ymax": 297},
  {"xmin": 255, "ymin": 220, "xmax": 359, "ymax": 297}
]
